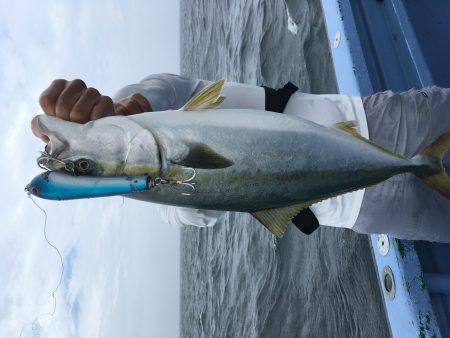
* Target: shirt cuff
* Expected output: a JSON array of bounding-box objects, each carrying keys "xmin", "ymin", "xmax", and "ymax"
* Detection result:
[{"xmin": 219, "ymin": 83, "xmax": 265, "ymax": 110}]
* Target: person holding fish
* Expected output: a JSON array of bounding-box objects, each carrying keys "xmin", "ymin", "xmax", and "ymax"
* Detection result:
[{"xmin": 31, "ymin": 74, "xmax": 450, "ymax": 242}]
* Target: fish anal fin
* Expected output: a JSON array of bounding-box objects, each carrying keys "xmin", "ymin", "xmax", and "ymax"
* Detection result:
[
  {"xmin": 251, "ymin": 202, "xmax": 312, "ymax": 238},
  {"xmin": 181, "ymin": 80, "xmax": 226, "ymax": 111},
  {"xmin": 174, "ymin": 142, "xmax": 234, "ymax": 169}
]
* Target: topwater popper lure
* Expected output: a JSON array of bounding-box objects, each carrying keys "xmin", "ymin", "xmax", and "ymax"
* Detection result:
[
  {"xmin": 25, "ymin": 171, "xmax": 151, "ymax": 200},
  {"xmin": 25, "ymin": 168, "xmax": 197, "ymax": 200},
  {"xmin": 27, "ymin": 80, "xmax": 450, "ymax": 237}
]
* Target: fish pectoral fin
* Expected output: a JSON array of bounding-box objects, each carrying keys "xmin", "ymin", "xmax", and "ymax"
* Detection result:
[
  {"xmin": 251, "ymin": 202, "xmax": 312, "ymax": 238},
  {"xmin": 173, "ymin": 142, "xmax": 234, "ymax": 169},
  {"xmin": 181, "ymin": 80, "xmax": 226, "ymax": 111}
]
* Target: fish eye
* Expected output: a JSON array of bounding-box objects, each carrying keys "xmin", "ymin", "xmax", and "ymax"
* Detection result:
[
  {"xmin": 75, "ymin": 159, "xmax": 93, "ymax": 174},
  {"xmin": 79, "ymin": 160, "xmax": 89, "ymax": 170}
]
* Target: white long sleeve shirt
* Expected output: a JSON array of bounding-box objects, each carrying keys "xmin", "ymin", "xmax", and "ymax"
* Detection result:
[{"xmin": 113, "ymin": 74, "xmax": 368, "ymax": 229}]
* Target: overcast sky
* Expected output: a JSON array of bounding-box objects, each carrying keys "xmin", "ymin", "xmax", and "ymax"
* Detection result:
[{"xmin": 0, "ymin": 1, "xmax": 181, "ymax": 337}]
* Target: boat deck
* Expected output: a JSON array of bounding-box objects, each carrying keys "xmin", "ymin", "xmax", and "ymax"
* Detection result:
[{"xmin": 321, "ymin": 1, "xmax": 450, "ymax": 337}]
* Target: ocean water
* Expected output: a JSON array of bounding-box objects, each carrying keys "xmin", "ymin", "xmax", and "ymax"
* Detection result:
[{"xmin": 180, "ymin": 0, "xmax": 390, "ymax": 337}]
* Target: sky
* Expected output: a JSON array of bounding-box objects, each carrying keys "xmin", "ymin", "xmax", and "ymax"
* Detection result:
[{"xmin": 0, "ymin": 1, "xmax": 181, "ymax": 337}]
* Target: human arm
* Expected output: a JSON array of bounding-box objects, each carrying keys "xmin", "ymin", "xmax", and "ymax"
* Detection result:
[
  {"xmin": 113, "ymin": 73, "xmax": 266, "ymax": 111},
  {"xmin": 37, "ymin": 74, "xmax": 265, "ymax": 126}
]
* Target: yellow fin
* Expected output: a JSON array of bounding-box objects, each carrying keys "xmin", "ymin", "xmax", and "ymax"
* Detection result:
[
  {"xmin": 181, "ymin": 80, "xmax": 226, "ymax": 111},
  {"xmin": 333, "ymin": 121, "xmax": 405, "ymax": 159},
  {"xmin": 333, "ymin": 121, "xmax": 359, "ymax": 137},
  {"xmin": 418, "ymin": 131, "xmax": 450, "ymax": 198},
  {"xmin": 251, "ymin": 202, "xmax": 312, "ymax": 238}
]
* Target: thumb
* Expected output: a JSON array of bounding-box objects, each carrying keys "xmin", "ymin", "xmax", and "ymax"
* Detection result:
[{"xmin": 114, "ymin": 93, "xmax": 152, "ymax": 116}]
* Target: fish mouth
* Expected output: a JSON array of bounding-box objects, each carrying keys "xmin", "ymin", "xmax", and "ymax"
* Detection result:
[
  {"xmin": 32, "ymin": 114, "xmax": 73, "ymax": 162},
  {"xmin": 31, "ymin": 115, "xmax": 49, "ymax": 143},
  {"xmin": 32, "ymin": 115, "xmax": 74, "ymax": 172}
]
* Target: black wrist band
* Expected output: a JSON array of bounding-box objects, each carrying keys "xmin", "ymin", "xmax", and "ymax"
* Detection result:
[{"xmin": 263, "ymin": 82, "xmax": 299, "ymax": 113}]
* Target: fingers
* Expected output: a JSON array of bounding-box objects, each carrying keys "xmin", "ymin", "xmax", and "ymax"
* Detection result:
[
  {"xmin": 114, "ymin": 93, "xmax": 152, "ymax": 116},
  {"xmin": 39, "ymin": 79, "xmax": 87, "ymax": 119},
  {"xmin": 70, "ymin": 87, "xmax": 101, "ymax": 123},
  {"xmin": 39, "ymin": 79, "xmax": 68, "ymax": 116},
  {"xmin": 39, "ymin": 79, "xmax": 115, "ymax": 123},
  {"xmin": 131, "ymin": 93, "xmax": 152, "ymax": 112},
  {"xmin": 91, "ymin": 96, "xmax": 114, "ymax": 120},
  {"xmin": 55, "ymin": 79, "xmax": 87, "ymax": 120}
]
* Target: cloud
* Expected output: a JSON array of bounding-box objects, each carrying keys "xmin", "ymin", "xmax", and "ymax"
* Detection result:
[{"xmin": 1, "ymin": 1, "xmax": 180, "ymax": 337}]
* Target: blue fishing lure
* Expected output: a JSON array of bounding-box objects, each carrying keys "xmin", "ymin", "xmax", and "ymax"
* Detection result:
[{"xmin": 25, "ymin": 171, "xmax": 150, "ymax": 200}]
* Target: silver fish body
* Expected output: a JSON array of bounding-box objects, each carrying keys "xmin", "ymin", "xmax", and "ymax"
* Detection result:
[{"xmin": 33, "ymin": 109, "xmax": 434, "ymax": 211}]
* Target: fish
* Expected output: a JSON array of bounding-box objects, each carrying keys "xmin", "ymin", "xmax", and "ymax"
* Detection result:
[{"xmin": 27, "ymin": 80, "xmax": 450, "ymax": 237}]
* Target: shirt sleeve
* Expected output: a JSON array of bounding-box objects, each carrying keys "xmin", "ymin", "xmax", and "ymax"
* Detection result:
[
  {"xmin": 157, "ymin": 205, "xmax": 224, "ymax": 227},
  {"xmin": 112, "ymin": 73, "xmax": 211, "ymax": 111}
]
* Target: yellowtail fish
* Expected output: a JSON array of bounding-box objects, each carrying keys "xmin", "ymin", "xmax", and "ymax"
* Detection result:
[{"xmin": 27, "ymin": 80, "xmax": 450, "ymax": 237}]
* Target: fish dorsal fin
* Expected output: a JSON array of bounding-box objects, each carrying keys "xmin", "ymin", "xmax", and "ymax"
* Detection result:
[
  {"xmin": 333, "ymin": 121, "xmax": 405, "ymax": 159},
  {"xmin": 202, "ymin": 95, "xmax": 226, "ymax": 109},
  {"xmin": 334, "ymin": 121, "xmax": 359, "ymax": 137},
  {"xmin": 251, "ymin": 202, "xmax": 313, "ymax": 238},
  {"xmin": 181, "ymin": 80, "xmax": 226, "ymax": 111},
  {"xmin": 173, "ymin": 142, "xmax": 234, "ymax": 169},
  {"xmin": 190, "ymin": 96, "xmax": 226, "ymax": 110}
]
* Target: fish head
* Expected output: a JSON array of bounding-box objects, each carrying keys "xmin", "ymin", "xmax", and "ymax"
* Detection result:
[{"xmin": 32, "ymin": 115, "xmax": 161, "ymax": 177}]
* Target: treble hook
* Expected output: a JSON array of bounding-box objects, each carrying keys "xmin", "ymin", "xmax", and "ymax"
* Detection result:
[
  {"xmin": 37, "ymin": 159, "xmax": 49, "ymax": 171},
  {"xmin": 183, "ymin": 167, "xmax": 196, "ymax": 182},
  {"xmin": 37, "ymin": 151, "xmax": 63, "ymax": 169},
  {"xmin": 179, "ymin": 167, "xmax": 196, "ymax": 196},
  {"xmin": 152, "ymin": 167, "xmax": 197, "ymax": 196},
  {"xmin": 37, "ymin": 151, "xmax": 76, "ymax": 175}
]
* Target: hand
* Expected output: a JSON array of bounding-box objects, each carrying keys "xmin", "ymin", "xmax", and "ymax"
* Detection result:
[
  {"xmin": 38, "ymin": 79, "xmax": 152, "ymax": 124},
  {"xmin": 34, "ymin": 79, "xmax": 152, "ymax": 143},
  {"xmin": 114, "ymin": 93, "xmax": 153, "ymax": 116},
  {"xmin": 39, "ymin": 79, "xmax": 115, "ymax": 123}
]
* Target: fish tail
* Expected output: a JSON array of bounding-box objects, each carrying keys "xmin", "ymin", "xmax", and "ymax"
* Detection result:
[{"xmin": 415, "ymin": 131, "xmax": 450, "ymax": 198}]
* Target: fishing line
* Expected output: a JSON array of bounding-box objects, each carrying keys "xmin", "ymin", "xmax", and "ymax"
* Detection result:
[{"xmin": 20, "ymin": 195, "xmax": 65, "ymax": 337}]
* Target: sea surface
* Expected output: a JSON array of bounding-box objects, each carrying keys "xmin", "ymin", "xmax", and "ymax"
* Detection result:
[{"xmin": 179, "ymin": 0, "xmax": 391, "ymax": 337}]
